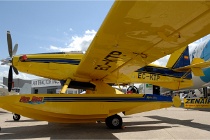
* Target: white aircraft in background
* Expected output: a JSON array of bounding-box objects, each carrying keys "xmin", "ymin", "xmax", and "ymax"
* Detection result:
[
  {"xmin": 149, "ymin": 35, "xmax": 210, "ymax": 94},
  {"xmin": 188, "ymin": 36, "xmax": 210, "ymax": 89}
]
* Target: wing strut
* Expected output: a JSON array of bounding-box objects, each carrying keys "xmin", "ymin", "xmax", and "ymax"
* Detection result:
[{"xmin": 60, "ymin": 79, "xmax": 71, "ymax": 94}]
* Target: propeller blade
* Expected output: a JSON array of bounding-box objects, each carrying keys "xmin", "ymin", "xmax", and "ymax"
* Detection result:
[
  {"xmin": 8, "ymin": 66, "xmax": 13, "ymax": 92},
  {"xmin": 13, "ymin": 66, "xmax": 19, "ymax": 75},
  {"xmin": 7, "ymin": 31, "xmax": 13, "ymax": 58},
  {"xmin": 12, "ymin": 44, "xmax": 18, "ymax": 56}
]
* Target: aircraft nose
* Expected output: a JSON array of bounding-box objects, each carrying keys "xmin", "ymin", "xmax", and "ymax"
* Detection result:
[{"xmin": 12, "ymin": 55, "xmax": 20, "ymax": 67}]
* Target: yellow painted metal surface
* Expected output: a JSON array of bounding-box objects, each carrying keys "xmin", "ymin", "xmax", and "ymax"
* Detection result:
[
  {"xmin": 115, "ymin": 72, "xmax": 193, "ymax": 90},
  {"xmin": 0, "ymin": 94, "xmax": 173, "ymax": 123},
  {"xmin": 11, "ymin": 1, "xmax": 210, "ymax": 90},
  {"xmin": 5, "ymin": 1, "xmax": 210, "ymax": 125},
  {"xmin": 191, "ymin": 58, "xmax": 205, "ymax": 64},
  {"xmin": 60, "ymin": 79, "xmax": 71, "ymax": 94},
  {"xmin": 173, "ymin": 96, "xmax": 182, "ymax": 107},
  {"xmin": 13, "ymin": 53, "xmax": 193, "ymax": 90},
  {"xmin": 173, "ymin": 58, "xmax": 210, "ymax": 76},
  {"xmin": 166, "ymin": 46, "xmax": 188, "ymax": 68},
  {"xmin": 13, "ymin": 53, "xmax": 83, "ymax": 80},
  {"xmin": 191, "ymin": 68, "xmax": 204, "ymax": 76},
  {"xmin": 124, "ymin": 102, "xmax": 172, "ymax": 115},
  {"xmin": 76, "ymin": 1, "xmax": 210, "ymax": 81}
]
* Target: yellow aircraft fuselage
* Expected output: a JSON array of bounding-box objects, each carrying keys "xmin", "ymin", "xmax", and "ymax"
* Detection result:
[
  {"xmin": 12, "ymin": 53, "xmax": 192, "ymax": 90},
  {"xmin": 0, "ymin": 52, "xmax": 184, "ymax": 124},
  {"xmin": 2, "ymin": 0, "xmax": 210, "ymax": 128}
]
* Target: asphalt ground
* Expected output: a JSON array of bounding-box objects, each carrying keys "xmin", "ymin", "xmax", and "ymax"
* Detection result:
[{"xmin": 0, "ymin": 107, "xmax": 210, "ymax": 139}]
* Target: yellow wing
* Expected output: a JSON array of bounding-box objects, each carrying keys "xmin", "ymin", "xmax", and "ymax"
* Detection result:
[{"xmin": 75, "ymin": 1, "xmax": 210, "ymax": 82}]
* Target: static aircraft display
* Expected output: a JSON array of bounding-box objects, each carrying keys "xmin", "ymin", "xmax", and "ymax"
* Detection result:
[
  {"xmin": 1, "ymin": 1, "xmax": 210, "ymax": 129},
  {"xmin": 156, "ymin": 36, "xmax": 210, "ymax": 94},
  {"xmin": 188, "ymin": 37, "xmax": 210, "ymax": 89},
  {"xmin": 142, "ymin": 38, "xmax": 210, "ymax": 91}
]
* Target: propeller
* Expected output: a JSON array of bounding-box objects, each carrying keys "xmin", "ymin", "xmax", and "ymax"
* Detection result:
[{"xmin": 1, "ymin": 31, "xmax": 19, "ymax": 92}]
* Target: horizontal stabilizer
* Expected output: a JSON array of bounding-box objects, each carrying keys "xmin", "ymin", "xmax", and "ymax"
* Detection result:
[
  {"xmin": 191, "ymin": 68, "xmax": 204, "ymax": 76},
  {"xmin": 173, "ymin": 58, "xmax": 210, "ymax": 76},
  {"xmin": 191, "ymin": 58, "xmax": 204, "ymax": 64}
]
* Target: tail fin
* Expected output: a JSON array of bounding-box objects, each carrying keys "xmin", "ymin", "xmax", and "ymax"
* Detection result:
[
  {"xmin": 166, "ymin": 46, "xmax": 190, "ymax": 69},
  {"xmin": 174, "ymin": 58, "xmax": 206, "ymax": 76}
]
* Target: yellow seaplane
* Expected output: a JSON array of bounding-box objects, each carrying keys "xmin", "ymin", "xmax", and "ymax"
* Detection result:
[{"xmin": 1, "ymin": 1, "xmax": 210, "ymax": 129}]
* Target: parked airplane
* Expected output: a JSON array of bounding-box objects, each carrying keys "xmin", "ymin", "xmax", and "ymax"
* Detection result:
[
  {"xmin": 154, "ymin": 36, "xmax": 210, "ymax": 93},
  {"xmin": 1, "ymin": 1, "xmax": 210, "ymax": 129},
  {"xmin": 188, "ymin": 37, "xmax": 210, "ymax": 89}
]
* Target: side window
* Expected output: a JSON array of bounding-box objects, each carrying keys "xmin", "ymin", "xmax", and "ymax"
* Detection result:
[
  {"xmin": 34, "ymin": 89, "xmax": 38, "ymax": 94},
  {"xmin": 47, "ymin": 88, "xmax": 56, "ymax": 94}
]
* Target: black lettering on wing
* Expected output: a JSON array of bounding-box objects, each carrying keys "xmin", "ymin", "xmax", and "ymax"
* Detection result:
[{"xmin": 94, "ymin": 51, "xmax": 122, "ymax": 71}]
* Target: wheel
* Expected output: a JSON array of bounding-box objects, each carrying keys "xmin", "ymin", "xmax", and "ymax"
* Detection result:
[
  {"xmin": 127, "ymin": 86, "xmax": 139, "ymax": 94},
  {"xmin": 13, "ymin": 114, "xmax": 21, "ymax": 121},
  {"xmin": 105, "ymin": 114, "xmax": 122, "ymax": 129}
]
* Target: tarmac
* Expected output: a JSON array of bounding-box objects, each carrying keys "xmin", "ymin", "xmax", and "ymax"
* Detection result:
[{"xmin": 0, "ymin": 107, "xmax": 210, "ymax": 139}]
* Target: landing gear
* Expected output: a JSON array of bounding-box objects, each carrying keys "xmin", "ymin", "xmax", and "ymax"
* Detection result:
[
  {"xmin": 13, "ymin": 114, "xmax": 21, "ymax": 121},
  {"xmin": 105, "ymin": 114, "xmax": 122, "ymax": 129},
  {"xmin": 127, "ymin": 86, "xmax": 139, "ymax": 94}
]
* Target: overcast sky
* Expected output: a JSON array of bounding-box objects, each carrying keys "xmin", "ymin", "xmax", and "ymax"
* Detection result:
[{"xmin": 0, "ymin": 1, "xmax": 208, "ymax": 83}]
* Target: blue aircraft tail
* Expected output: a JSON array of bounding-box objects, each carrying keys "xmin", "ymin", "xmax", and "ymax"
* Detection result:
[{"xmin": 166, "ymin": 46, "xmax": 190, "ymax": 69}]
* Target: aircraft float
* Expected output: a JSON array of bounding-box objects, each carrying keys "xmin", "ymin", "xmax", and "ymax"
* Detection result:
[{"xmin": 1, "ymin": 1, "xmax": 210, "ymax": 129}]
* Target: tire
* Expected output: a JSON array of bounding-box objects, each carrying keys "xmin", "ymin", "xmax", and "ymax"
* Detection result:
[
  {"xmin": 105, "ymin": 114, "xmax": 122, "ymax": 129},
  {"xmin": 127, "ymin": 86, "xmax": 139, "ymax": 94},
  {"xmin": 13, "ymin": 114, "xmax": 21, "ymax": 121}
]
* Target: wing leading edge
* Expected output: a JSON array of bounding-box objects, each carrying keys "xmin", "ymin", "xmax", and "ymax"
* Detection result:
[{"xmin": 75, "ymin": 1, "xmax": 210, "ymax": 83}]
